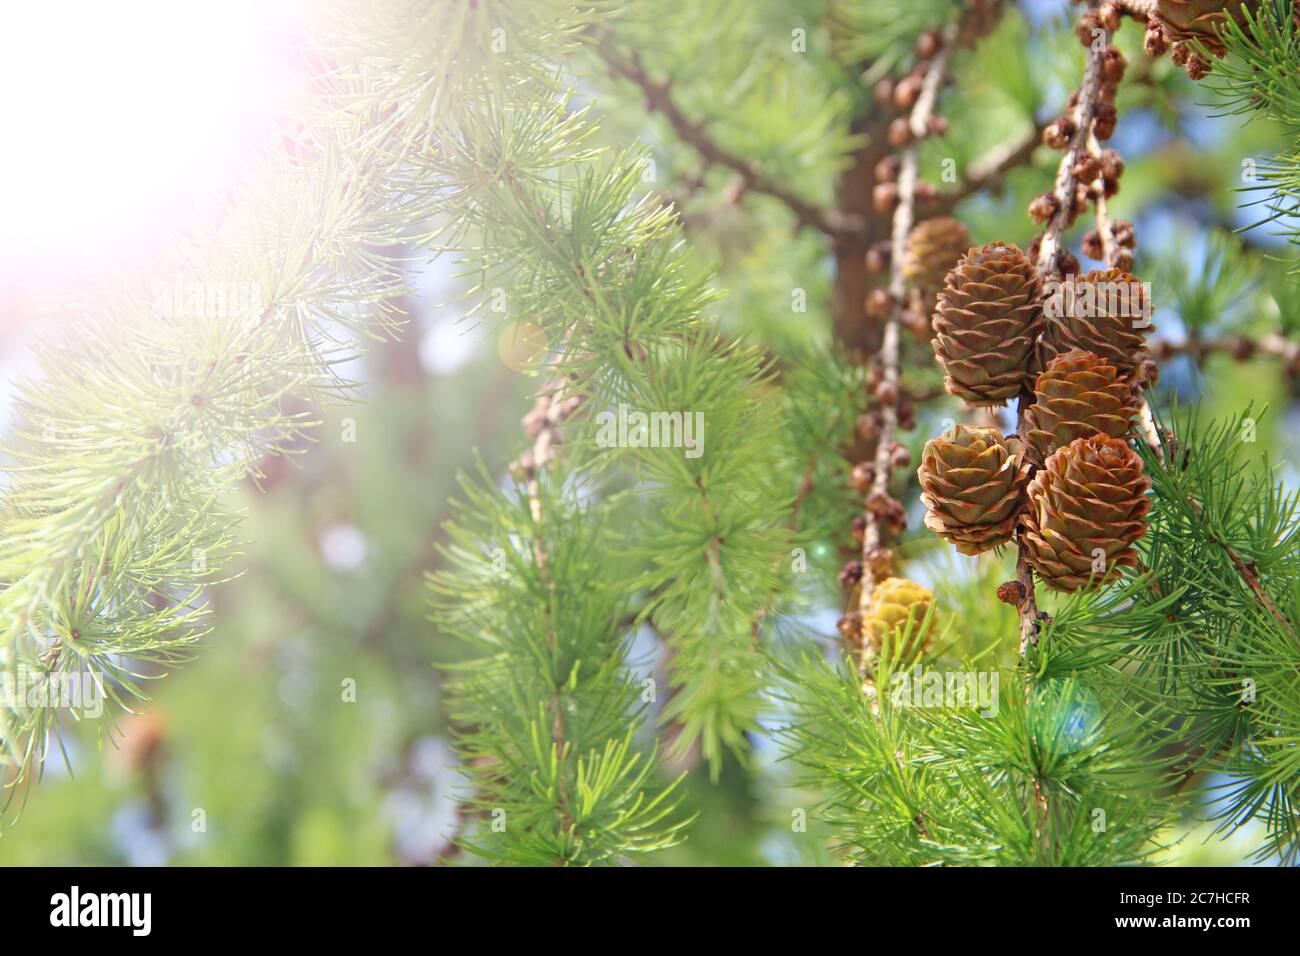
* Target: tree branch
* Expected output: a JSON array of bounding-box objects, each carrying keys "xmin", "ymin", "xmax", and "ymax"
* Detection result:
[
  {"xmin": 595, "ymin": 41, "xmax": 861, "ymax": 240},
  {"xmin": 857, "ymin": 34, "xmax": 956, "ymax": 626},
  {"xmin": 1150, "ymin": 331, "xmax": 1300, "ymax": 372},
  {"xmin": 932, "ymin": 120, "xmax": 1047, "ymax": 216}
]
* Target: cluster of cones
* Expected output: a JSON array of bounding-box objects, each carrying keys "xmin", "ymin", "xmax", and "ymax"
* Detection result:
[{"xmin": 918, "ymin": 243, "xmax": 1154, "ymax": 592}]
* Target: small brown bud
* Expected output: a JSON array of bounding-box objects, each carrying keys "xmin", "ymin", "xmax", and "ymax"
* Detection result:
[
  {"xmin": 1074, "ymin": 182, "xmax": 1093, "ymax": 213},
  {"xmin": 857, "ymin": 411, "xmax": 882, "ymax": 443},
  {"xmin": 1170, "ymin": 42, "xmax": 1190, "ymax": 67},
  {"xmin": 838, "ymin": 560, "xmax": 864, "ymax": 589},
  {"xmin": 1099, "ymin": 148, "xmax": 1124, "ymax": 182},
  {"xmin": 866, "ymin": 489, "xmax": 894, "ymax": 517},
  {"xmin": 1058, "ymin": 251, "xmax": 1081, "ymax": 278},
  {"xmin": 888, "ymin": 117, "xmax": 914, "ymax": 148},
  {"xmin": 1028, "ymin": 192, "xmax": 1058, "ymax": 225},
  {"xmin": 873, "ymin": 182, "xmax": 899, "ymax": 215},
  {"xmin": 914, "ymin": 180, "xmax": 938, "ymax": 204},
  {"xmin": 850, "ymin": 461, "xmax": 875, "ymax": 493},
  {"xmin": 1082, "ymin": 229, "xmax": 1104, "ymax": 260},
  {"xmin": 866, "ymin": 242, "xmax": 891, "ymax": 274},
  {"xmin": 1093, "ymin": 101, "xmax": 1118, "ymax": 141},
  {"xmin": 836, "ymin": 612, "xmax": 864, "ymax": 644},
  {"xmin": 1101, "ymin": 46, "xmax": 1127, "ymax": 84},
  {"xmin": 1113, "ymin": 219, "xmax": 1136, "ymax": 248},
  {"xmin": 1185, "ymin": 53, "xmax": 1211, "ymax": 81},
  {"xmin": 873, "ymin": 77, "xmax": 896, "ymax": 107},
  {"xmin": 893, "ymin": 76, "xmax": 923, "ymax": 111},
  {"xmin": 896, "ymin": 400, "xmax": 917, "ymax": 431},
  {"xmin": 902, "ymin": 306, "xmax": 931, "ymax": 340},
  {"xmin": 873, "ymin": 154, "xmax": 901, "ymax": 184},
  {"xmin": 1229, "ymin": 336, "xmax": 1256, "ymax": 361},
  {"xmin": 1043, "ymin": 117, "xmax": 1076, "ymax": 150},
  {"xmin": 927, "ymin": 115, "xmax": 949, "ymax": 137},
  {"xmin": 1137, "ymin": 354, "xmax": 1160, "ymax": 388},
  {"xmin": 1144, "ymin": 17, "xmax": 1169, "ymax": 57},
  {"xmin": 996, "ymin": 580, "xmax": 1026, "ymax": 606},
  {"xmin": 1076, "ymin": 11, "xmax": 1101, "ymax": 46},
  {"xmin": 875, "ymin": 379, "xmax": 899, "ymax": 406},
  {"xmin": 889, "ymin": 443, "xmax": 911, "ymax": 469},
  {"xmin": 866, "ymin": 362, "xmax": 884, "ymax": 391},
  {"xmin": 1098, "ymin": 3, "xmax": 1121, "ymax": 32},
  {"xmin": 864, "ymin": 546, "xmax": 894, "ymax": 579},
  {"xmin": 1073, "ymin": 154, "xmax": 1102, "ymax": 183},
  {"xmin": 866, "ymin": 287, "xmax": 894, "ymax": 319},
  {"xmin": 916, "ymin": 29, "xmax": 943, "ymax": 59},
  {"xmin": 1113, "ymin": 247, "xmax": 1135, "ymax": 272},
  {"xmin": 851, "ymin": 514, "xmax": 868, "ymax": 543},
  {"xmin": 1098, "ymin": 81, "xmax": 1119, "ymax": 104}
]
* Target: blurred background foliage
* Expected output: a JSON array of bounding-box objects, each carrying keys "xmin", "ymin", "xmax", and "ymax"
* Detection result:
[{"xmin": 0, "ymin": 0, "xmax": 1296, "ymax": 865}]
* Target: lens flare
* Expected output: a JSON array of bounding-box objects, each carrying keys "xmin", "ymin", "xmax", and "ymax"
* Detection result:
[{"xmin": 0, "ymin": 0, "xmax": 308, "ymax": 276}]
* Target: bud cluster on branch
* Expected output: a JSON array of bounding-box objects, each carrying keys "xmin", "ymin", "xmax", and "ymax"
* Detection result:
[{"xmin": 838, "ymin": 22, "xmax": 971, "ymax": 670}]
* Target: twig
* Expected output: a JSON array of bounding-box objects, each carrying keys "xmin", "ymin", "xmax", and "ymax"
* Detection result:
[
  {"xmin": 1016, "ymin": 6, "xmax": 1116, "ymax": 655},
  {"xmin": 1150, "ymin": 331, "xmax": 1300, "ymax": 371},
  {"xmin": 1081, "ymin": 123, "xmax": 1168, "ymax": 461},
  {"xmin": 831, "ymin": 1, "xmax": 1007, "ymax": 355},
  {"xmin": 1034, "ymin": 27, "xmax": 1111, "ymax": 276},
  {"xmin": 933, "ymin": 121, "xmax": 1046, "ymax": 215},
  {"xmin": 596, "ymin": 41, "xmax": 861, "ymax": 240},
  {"xmin": 1080, "ymin": 3, "xmax": 1294, "ymax": 644},
  {"xmin": 857, "ymin": 35, "xmax": 956, "ymax": 627},
  {"xmin": 1185, "ymin": 499, "xmax": 1294, "ymax": 635},
  {"xmin": 1112, "ymin": 0, "xmax": 1157, "ymax": 17},
  {"xmin": 1014, "ymin": 397, "xmax": 1045, "ymax": 657}
]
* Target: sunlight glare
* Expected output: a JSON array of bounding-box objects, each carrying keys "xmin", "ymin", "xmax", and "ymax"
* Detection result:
[{"xmin": 0, "ymin": 0, "xmax": 308, "ymax": 270}]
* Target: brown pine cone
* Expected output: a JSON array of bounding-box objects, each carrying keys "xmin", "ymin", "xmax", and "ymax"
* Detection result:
[
  {"xmin": 1040, "ymin": 269, "xmax": 1154, "ymax": 377},
  {"xmin": 918, "ymin": 425, "xmax": 1030, "ymax": 555},
  {"xmin": 932, "ymin": 242, "xmax": 1044, "ymax": 405},
  {"xmin": 1019, "ymin": 434, "xmax": 1152, "ymax": 592},
  {"xmin": 1022, "ymin": 349, "xmax": 1138, "ymax": 462},
  {"xmin": 903, "ymin": 216, "xmax": 972, "ymax": 296}
]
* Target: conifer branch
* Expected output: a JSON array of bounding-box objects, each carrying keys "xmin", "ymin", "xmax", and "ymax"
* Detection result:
[
  {"xmin": 1032, "ymin": 20, "xmax": 1110, "ymax": 277},
  {"xmin": 1189, "ymin": 496, "xmax": 1295, "ymax": 636},
  {"xmin": 933, "ymin": 121, "xmax": 1046, "ymax": 215},
  {"xmin": 857, "ymin": 38, "xmax": 955, "ymax": 622},
  {"xmin": 1150, "ymin": 331, "xmax": 1300, "ymax": 373},
  {"xmin": 594, "ymin": 40, "xmax": 859, "ymax": 240},
  {"xmin": 1087, "ymin": 127, "xmax": 1166, "ymax": 459},
  {"xmin": 1015, "ymin": 2, "xmax": 1118, "ymax": 654}
]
